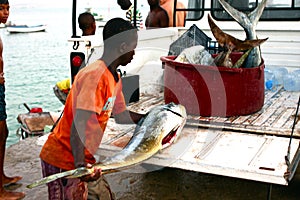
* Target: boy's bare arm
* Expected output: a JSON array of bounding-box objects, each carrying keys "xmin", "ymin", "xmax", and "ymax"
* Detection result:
[
  {"xmin": 114, "ymin": 109, "xmax": 145, "ymax": 124},
  {"xmin": 70, "ymin": 109, "xmax": 92, "ymax": 168}
]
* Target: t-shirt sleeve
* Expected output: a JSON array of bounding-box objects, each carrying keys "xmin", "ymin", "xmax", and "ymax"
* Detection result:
[{"xmin": 75, "ymin": 71, "xmax": 105, "ymax": 115}]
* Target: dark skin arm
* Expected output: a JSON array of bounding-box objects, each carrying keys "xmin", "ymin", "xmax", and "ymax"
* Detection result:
[
  {"xmin": 70, "ymin": 109, "xmax": 101, "ymax": 182},
  {"xmin": 0, "ymin": 42, "xmax": 4, "ymax": 85},
  {"xmin": 114, "ymin": 109, "xmax": 145, "ymax": 124},
  {"xmin": 70, "ymin": 108, "xmax": 144, "ymax": 181}
]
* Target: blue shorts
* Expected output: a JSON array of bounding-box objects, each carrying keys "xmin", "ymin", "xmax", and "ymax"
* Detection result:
[{"xmin": 0, "ymin": 84, "xmax": 7, "ymax": 121}]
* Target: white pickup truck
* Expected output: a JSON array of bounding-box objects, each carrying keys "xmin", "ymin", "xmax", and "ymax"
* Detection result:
[{"xmin": 66, "ymin": 0, "xmax": 300, "ymax": 195}]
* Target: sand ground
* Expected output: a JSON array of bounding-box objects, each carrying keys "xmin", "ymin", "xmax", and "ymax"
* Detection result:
[{"xmin": 4, "ymin": 137, "xmax": 300, "ymax": 200}]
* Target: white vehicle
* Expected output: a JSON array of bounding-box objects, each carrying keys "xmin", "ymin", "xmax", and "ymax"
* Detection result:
[{"xmin": 68, "ymin": 0, "xmax": 300, "ymax": 198}]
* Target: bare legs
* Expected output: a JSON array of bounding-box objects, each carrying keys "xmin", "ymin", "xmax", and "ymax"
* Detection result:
[{"xmin": 0, "ymin": 120, "xmax": 25, "ymax": 200}]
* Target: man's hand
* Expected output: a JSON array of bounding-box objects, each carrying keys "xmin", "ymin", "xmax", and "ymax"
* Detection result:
[{"xmin": 80, "ymin": 163, "xmax": 102, "ymax": 182}]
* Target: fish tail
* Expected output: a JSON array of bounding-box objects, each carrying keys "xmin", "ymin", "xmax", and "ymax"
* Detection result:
[
  {"xmin": 26, "ymin": 169, "xmax": 77, "ymax": 189},
  {"xmin": 248, "ymin": 0, "xmax": 268, "ymax": 26},
  {"xmin": 218, "ymin": 0, "xmax": 251, "ymax": 29},
  {"xmin": 218, "ymin": 0, "xmax": 267, "ymax": 38}
]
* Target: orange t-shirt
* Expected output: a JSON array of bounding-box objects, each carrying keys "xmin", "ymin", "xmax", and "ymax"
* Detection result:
[
  {"xmin": 160, "ymin": 0, "xmax": 186, "ymax": 27},
  {"xmin": 40, "ymin": 60, "xmax": 126, "ymax": 170}
]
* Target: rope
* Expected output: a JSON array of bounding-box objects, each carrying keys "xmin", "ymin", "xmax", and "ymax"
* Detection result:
[{"xmin": 285, "ymin": 95, "xmax": 300, "ymax": 166}]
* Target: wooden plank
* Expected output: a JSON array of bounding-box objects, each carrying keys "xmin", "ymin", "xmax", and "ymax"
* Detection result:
[
  {"xmin": 124, "ymin": 89, "xmax": 300, "ymax": 138},
  {"xmin": 185, "ymin": 89, "xmax": 300, "ymax": 137}
]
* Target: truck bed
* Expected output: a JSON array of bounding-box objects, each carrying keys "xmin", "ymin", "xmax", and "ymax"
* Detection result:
[{"xmin": 99, "ymin": 88, "xmax": 300, "ymax": 185}]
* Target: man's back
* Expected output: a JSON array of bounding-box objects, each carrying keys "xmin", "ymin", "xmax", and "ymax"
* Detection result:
[
  {"xmin": 160, "ymin": 0, "xmax": 186, "ymax": 27},
  {"xmin": 146, "ymin": 7, "xmax": 169, "ymax": 28}
]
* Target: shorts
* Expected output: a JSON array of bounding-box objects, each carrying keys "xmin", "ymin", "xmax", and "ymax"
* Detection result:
[
  {"xmin": 41, "ymin": 159, "xmax": 116, "ymax": 200},
  {"xmin": 0, "ymin": 84, "xmax": 7, "ymax": 121},
  {"xmin": 87, "ymin": 176, "xmax": 116, "ymax": 200},
  {"xmin": 41, "ymin": 159, "xmax": 88, "ymax": 200}
]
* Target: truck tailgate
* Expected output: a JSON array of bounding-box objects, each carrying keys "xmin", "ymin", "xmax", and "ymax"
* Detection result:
[{"xmin": 99, "ymin": 88, "xmax": 300, "ymax": 185}]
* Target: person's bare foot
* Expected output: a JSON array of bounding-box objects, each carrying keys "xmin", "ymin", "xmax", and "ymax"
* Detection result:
[
  {"xmin": 0, "ymin": 188, "xmax": 25, "ymax": 200},
  {"xmin": 2, "ymin": 176, "xmax": 22, "ymax": 186}
]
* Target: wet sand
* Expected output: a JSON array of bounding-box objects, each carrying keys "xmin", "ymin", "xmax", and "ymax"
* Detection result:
[{"xmin": 4, "ymin": 137, "xmax": 300, "ymax": 200}]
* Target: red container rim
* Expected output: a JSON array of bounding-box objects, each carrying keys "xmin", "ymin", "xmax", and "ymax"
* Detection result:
[{"xmin": 161, "ymin": 52, "xmax": 264, "ymax": 73}]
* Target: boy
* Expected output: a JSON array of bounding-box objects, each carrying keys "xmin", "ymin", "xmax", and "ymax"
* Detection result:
[
  {"xmin": 78, "ymin": 12, "xmax": 96, "ymax": 36},
  {"xmin": 40, "ymin": 18, "xmax": 144, "ymax": 200},
  {"xmin": 53, "ymin": 12, "xmax": 96, "ymax": 105},
  {"xmin": 0, "ymin": 0, "xmax": 25, "ymax": 199},
  {"xmin": 145, "ymin": 0, "xmax": 169, "ymax": 28},
  {"xmin": 126, "ymin": 4, "xmax": 143, "ymax": 29}
]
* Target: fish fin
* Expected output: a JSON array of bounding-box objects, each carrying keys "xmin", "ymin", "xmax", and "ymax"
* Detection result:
[
  {"xmin": 208, "ymin": 14, "xmax": 266, "ymax": 51},
  {"xmin": 218, "ymin": 0, "xmax": 267, "ymax": 34},
  {"xmin": 218, "ymin": 0, "xmax": 252, "ymax": 29},
  {"xmin": 208, "ymin": 14, "xmax": 243, "ymax": 50},
  {"xmin": 236, "ymin": 37, "xmax": 268, "ymax": 51},
  {"xmin": 26, "ymin": 169, "xmax": 77, "ymax": 189},
  {"xmin": 248, "ymin": 0, "xmax": 268, "ymax": 26},
  {"xmin": 232, "ymin": 49, "xmax": 252, "ymax": 68}
]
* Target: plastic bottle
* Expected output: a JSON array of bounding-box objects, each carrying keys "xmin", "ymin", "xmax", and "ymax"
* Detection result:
[
  {"xmin": 283, "ymin": 70, "xmax": 300, "ymax": 91},
  {"xmin": 291, "ymin": 70, "xmax": 300, "ymax": 91},
  {"xmin": 264, "ymin": 68, "xmax": 276, "ymax": 91},
  {"xmin": 272, "ymin": 67, "xmax": 288, "ymax": 86}
]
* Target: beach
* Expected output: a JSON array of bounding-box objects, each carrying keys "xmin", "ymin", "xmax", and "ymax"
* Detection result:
[
  {"xmin": 4, "ymin": 136, "xmax": 300, "ymax": 200},
  {"xmin": 3, "ymin": 2, "xmax": 300, "ymax": 200}
]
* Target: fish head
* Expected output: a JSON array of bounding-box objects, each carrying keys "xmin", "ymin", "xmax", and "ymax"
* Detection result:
[
  {"xmin": 129, "ymin": 103, "xmax": 187, "ymax": 156},
  {"xmin": 160, "ymin": 103, "xmax": 187, "ymax": 149}
]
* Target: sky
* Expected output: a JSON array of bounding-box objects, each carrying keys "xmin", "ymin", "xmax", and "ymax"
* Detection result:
[
  {"xmin": 8, "ymin": 0, "xmax": 149, "ymax": 9},
  {"xmin": 9, "ymin": 0, "xmax": 72, "ymax": 8}
]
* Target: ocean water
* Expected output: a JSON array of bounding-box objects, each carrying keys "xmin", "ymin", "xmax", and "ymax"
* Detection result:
[
  {"xmin": 2, "ymin": 5, "xmax": 79, "ymax": 147},
  {"xmin": 2, "ymin": 2, "xmax": 150, "ymax": 148},
  {"xmin": 0, "ymin": 0, "xmax": 151, "ymax": 148}
]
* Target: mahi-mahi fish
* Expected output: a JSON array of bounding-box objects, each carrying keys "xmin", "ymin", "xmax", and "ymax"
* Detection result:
[
  {"xmin": 27, "ymin": 102, "xmax": 187, "ymax": 189},
  {"xmin": 218, "ymin": 0, "xmax": 268, "ymax": 68}
]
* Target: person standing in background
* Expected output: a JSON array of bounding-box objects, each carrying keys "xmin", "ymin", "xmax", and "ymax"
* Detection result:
[
  {"xmin": 160, "ymin": 0, "xmax": 186, "ymax": 27},
  {"xmin": 126, "ymin": 4, "xmax": 144, "ymax": 29},
  {"xmin": 78, "ymin": 12, "xmax": 96, "ymax": 36},
  {"xmin": 0, "ymin": 0, "xmax": 25, "ymax": 199},
  {"xmin": 117, "ymin": 0, "xmax": 132, "ymax": 10},
  {"xmin": 145, "ymin": 0, "xmax": 169, "ymax": 28},
  {"xmin": 53, "ymin": 12, "xmax": 96, "ymax": 105}
]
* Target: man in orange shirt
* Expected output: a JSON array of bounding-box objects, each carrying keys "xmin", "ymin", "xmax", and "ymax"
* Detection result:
[
  {"xmin": 160, "ymin": 0, "xmax": 186, "ymax": 27},
  {"xmin": 40, "ymin": 18, "xmax": 144, "ymax": 200}
]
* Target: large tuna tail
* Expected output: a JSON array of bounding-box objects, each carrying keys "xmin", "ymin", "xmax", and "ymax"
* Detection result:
[{"xmin": 218, "ymin": 0, "xmax": 267, "ymax": 39}]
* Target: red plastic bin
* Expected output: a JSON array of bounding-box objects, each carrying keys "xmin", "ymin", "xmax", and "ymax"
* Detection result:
[{"xmin": 161, "ymin": 52, "xmax": 265, "ymax": 117}]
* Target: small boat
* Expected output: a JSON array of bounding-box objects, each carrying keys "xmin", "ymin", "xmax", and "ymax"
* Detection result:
[{"xmin": 6, "ymin": 24, "xmax": 47, "ymax": 33}]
